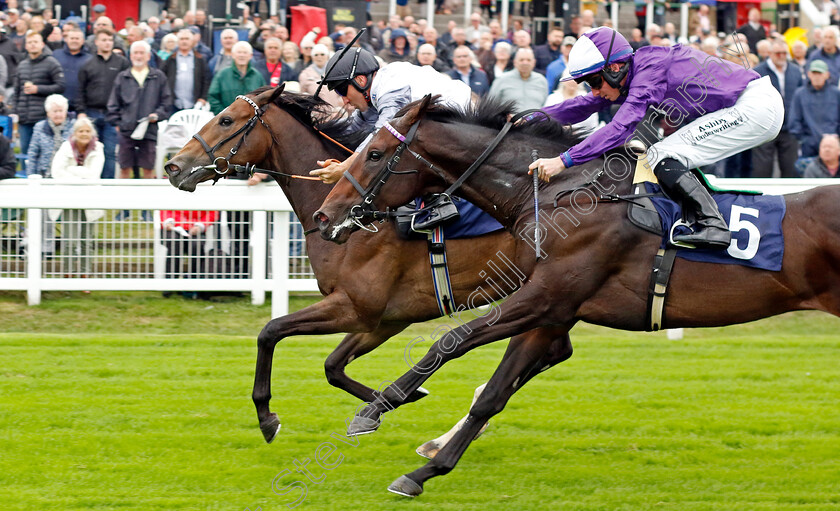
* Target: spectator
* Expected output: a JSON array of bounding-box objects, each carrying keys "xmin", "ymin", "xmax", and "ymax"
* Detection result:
[
  {"xmin": 488, "ymin": 48, "xmax": 547, "ymax": 112},
  {"xmin": 755, "ymin": 39, "xmax": 771, "ymax": 62},
  {"xmin": 52, "ymin": 27, "xmax": 91, "ymax": 113},
  {"xmin": 194, "ymin": 9, "xmax": 211, "ymax": 46},
  {"xmin": 423, "ymin": 27, "xmax": 452, "ymax": 67},
  {"xmin": 209, "ymin": 28, "xmax": 238, "ymax": 76},
  {"xmin": 158, "ymin": 33, "xmax": 177, "ymax": 61},
  {"xmin": 107, "ymin": 40, "xmax": 173, "ymax": 181},
  {"xmin": 298, "ymin": 39, "xmax": 314, "ymax": 71},
  {"xmin": 208, "ymin": 41, "xmax": 265, "ymax": 114},
  {"xmin": 77, "ymin": 29, "xmax": 128, "ymax": 179},
  {"xmin": 281, "ymin": 41, "xmax": 304, "ymax": 75},
  {"xmin": 789, "ymin": 60, "xmax": 840, "ymax": 158},
  {"xmin": 415, "ymin": 43, "xmax": 450, "ymax": 73},
  {"xmin": 439, "ymin": 20, "xmax": 456, "ymax": 48},
  {"xmin": 379, "ymin": 28, "xmax": 413, "ymax": 64},
  {"xmin": 544, "ymin": 71, "xmax": 598, "ymax": 137},
  {"xmin": 629, "ymin": 28, "xmax": 648, "ymax": 51},
  {"xmin": 298, "ymin": 43, "xmax": 342, "ymax": 107},
  {"xmin": 808, "ymin": 28, "xmax": 823, "ymax": 56},
  {"xmin": 49, "ymin": 117, "xmax": 105, "ymax": 277},
  {"xmin": 737, "ymin": 8, "xmax": 767, "ymax": 54},
  {"xmin": 26, "ymin": 94, "xmax": 71, "ymax": 255},
  {"xmin": 189, "ymin": 26, "xmax": 213, "ymax": 61},
  {"xmin": 449, "ymin": 27, "xmax": 475, "ymax": 56},
  {"xmin": 534, "ymin": 28, "xmax": 563, "ymax": 75},
  {"xmin": 465, "ymin": 12, "xmax": 489, "ymax": 45},
  {"xmin": 804, "ymin": 134, "xmax": 840, "ymax": 177},
  {"xmin": 792, "ymin": 40, "xmax": 808, "ymax": 72},
  {"xmin": 26, "ymin": 93, "xmax": 71, "ymax": 177},
  {"xmin": 13, "ymin": 30, "xmax": 65, "ymax": 156},
  {"xmin": 0, "ymin": 51, "xmax": 7, "ymax": 105},
  {"xmin": 752, "ymin": 39, "xmax": 802, "ymax": 178},
  {"xmin": 126, "ymin": 25, "xmax": 161, "ymax": 69},
  {"xmin": 253, "ymin": 37, "xmax": 296, "ymax": 87},
  {"xmin": 0, "ymin": 24, "xmax": 20, "ymax": 99},
  {"xmin": 806, "ymin": 27, "xmax": 840, "ymax": 86},
  {"xmin": 446, "ymin": 45, "xmax": 490, "ymax": 96},
  {"xmin": 162, "ymin": 29, "xmax": 211, "ymax": 111},
  {"xmin": 512, "ymin": 30, "xmax": 532, "ymax": 53},
  {"xmin": 492, "ymin": 41, "xmax": 513, "ymax": 81},
  {"xmin": 84, "ymin": 16, "xmax": 126, "ymax": 54},
  {"xmin": 160, "ymin": 209, "xmax": 218, "ymax": 290},
  {"xmin": 10, "ymin": 16, "xmax": 27, "ymax": 52},
  {"xmin": 147, "ymin": 16, "xmax": 166, "ymax": 47},
  {"xmin": 0, "ymin": 133, "xmax": 15, "ymax": 180},
  {"xmin": 545, "ymin": 36, "xmax": 575, "ymax": 94},
  {"xmin": 248, "ymin": 21, "xmax": 274, "ymax": 54}
]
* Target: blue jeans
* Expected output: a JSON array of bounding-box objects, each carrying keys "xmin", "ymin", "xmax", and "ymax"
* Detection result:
[
  {"xmin": 86, "ymin": 110, "xmax": 118, "ymax": 179},
  {"xmin": 18, "ymin": 122, "xmax": 34, "ymax": 156}
]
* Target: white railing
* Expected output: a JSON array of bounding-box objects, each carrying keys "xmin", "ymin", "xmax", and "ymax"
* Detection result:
[
  {"xmin": 0, "ymin": 176, "xmax": 318, "ymax": 318},
  {"xmin": 1, "ymin": 176, "xmax": 835, "ymax": 320}
]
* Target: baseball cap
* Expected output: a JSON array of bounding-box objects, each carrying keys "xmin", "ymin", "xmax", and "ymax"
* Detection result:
[
  {"xmin": 188, "ymin": 25, "xmax": 201, "ymax": 35},
  {"xmin": 92, "ymin": 4, "xmax": 106, "ymax": 13},
  {"xmin": 562, "ymin": 36, "xmax": 576, "ymax": 46},
  {"xmin": 809, "ymin": 59, "xmax": 829, "ymax": 74}
]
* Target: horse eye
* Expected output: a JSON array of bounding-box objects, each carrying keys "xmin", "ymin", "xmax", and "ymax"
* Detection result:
[
  {"xmin": 219, "ymin": 117, "xmax": 233, "ymax": 127},
  {"xmin": 369, "ymin": 151, "xmax": 382, "ymax": 162}
]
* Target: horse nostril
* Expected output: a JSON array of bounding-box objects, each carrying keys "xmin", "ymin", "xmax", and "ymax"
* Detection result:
[
  {"xmin": 165, "ymin": 163, "xmax": 181, "ymax": 176},
  {"xmin": 314, "ymin": 211, "xmax": 329, "ymax": 228}
]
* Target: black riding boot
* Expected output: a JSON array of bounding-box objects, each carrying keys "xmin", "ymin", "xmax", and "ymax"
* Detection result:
[{"xmin": 654, "ymin": 158, "xmax": 731, "ymax": 249}]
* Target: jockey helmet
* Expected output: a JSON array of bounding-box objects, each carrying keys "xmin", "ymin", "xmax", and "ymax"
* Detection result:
[
  {"xmin": 562, "ymin": 27, "xmax": 634, "ymax": 92},
  {"xmin": 320, "ymin": 46, "xmax": 380, "ymax": 97}
]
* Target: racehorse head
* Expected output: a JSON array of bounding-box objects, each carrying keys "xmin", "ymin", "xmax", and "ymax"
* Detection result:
[
  {"xmin": 314, "ymin": 95, "xmax": 442, "ymax": 244},
  {"xmin": 165, "ymin": 84, "xmax": 286, "ymax": 192}
]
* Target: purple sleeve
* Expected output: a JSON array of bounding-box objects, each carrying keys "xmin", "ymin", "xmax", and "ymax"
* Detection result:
[
  {"xmin": 542, "ymin": 94, "xmax": 610, "ymax": 125},
  {"xmin": 565, "ymin": 59, "xmax": 668, "ymax": 166}
]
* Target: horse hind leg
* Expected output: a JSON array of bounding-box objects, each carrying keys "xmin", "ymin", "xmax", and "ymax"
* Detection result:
[
  {"xmin": 414, "ymin": 326, "xmax": 573, "ymax": 459},
  {"xmin": 388, "ymin": 326, "xmax": 567, "ymax": 497}
]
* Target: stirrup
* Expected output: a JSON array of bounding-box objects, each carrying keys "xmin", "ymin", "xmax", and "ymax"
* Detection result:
[{"xmin": 668, "ymin": 219, "xmax": 696, "ymax": 249}]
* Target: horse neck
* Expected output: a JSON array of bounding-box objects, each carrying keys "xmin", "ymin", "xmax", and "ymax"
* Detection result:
[
  {"xmin": 265, "ymin": 108, "xmax": 350, "ymax": 231},
  {"xmin": 421, "ymin": 122, "xmax": 575, "ymax": 227}
]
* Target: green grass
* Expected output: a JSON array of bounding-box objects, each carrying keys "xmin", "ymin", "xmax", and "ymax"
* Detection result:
[{"xmin": 1, "ymin": 291, "xmax": 840, "ymax": 510}]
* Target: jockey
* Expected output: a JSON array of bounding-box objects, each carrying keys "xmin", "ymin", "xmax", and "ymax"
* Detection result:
[
  {"xmin": 310, "ymin": 46, "xmax": 476, "ymax": 229},
  {"xmin": 530, "ymin": 27, "xmax": 784, "ymax": 249}
]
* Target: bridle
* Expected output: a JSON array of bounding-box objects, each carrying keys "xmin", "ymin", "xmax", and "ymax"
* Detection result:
[
  {"xmin": 342, "ymin": 116, "xmax": 514, "ymax": 231},
  {"xmin": 189, "ymin": 94, "xmax": 324, "ymax": 182},
  {"xmin": 192, "ymin": 95, "xmax": 270, "ymax": 179}
]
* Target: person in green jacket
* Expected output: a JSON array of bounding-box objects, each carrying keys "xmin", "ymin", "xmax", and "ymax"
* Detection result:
[{"xmin": 207, "ymin": 41, "xmax": 266, "ymax": 114}]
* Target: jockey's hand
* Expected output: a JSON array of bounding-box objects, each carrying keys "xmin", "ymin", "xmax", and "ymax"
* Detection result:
[
  {"xmin": 528, "ymin": 156, "xmax": 566, "ymax": 183},
  {"xmin": 309, "ymin": 158, "xmax": 345, "ymax": 184}
]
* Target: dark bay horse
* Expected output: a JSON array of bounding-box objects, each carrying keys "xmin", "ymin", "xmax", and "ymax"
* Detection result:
[
  {"xmin": 164, "ymin": 86, "xmax": 573, "ymax": 453},
  {"xmin": 314, "ymin": 95, "xmax": 840, "ymax": 496}
]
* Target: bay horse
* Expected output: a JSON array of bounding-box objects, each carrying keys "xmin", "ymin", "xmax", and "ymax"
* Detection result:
[
  {"xmin": 314, "ymin": 95, "xmax": 840, "ymax": 496},
  {"xmin": 163, "ymin": 86, "xmax": 574, "ymax": 454}
]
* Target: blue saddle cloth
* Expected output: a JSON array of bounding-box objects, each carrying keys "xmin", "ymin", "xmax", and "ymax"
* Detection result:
[
  {"xmin": 413, "ymin": 197, "xmax": 504, "ymax": 238},
  {"xmin": 645, "ymin": 183, "xmax": 786, "ymax": 271}
]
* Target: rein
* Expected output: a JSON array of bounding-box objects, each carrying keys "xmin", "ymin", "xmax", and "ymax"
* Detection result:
[{"xmin": 343, "ymin": 117, "xmax": 514, "ymax": 230}]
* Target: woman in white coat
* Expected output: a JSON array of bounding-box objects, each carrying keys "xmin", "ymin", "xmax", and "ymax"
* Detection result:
[{"xmin": 50, "ymin": 117, "xmax": 105, "ymax": 276}]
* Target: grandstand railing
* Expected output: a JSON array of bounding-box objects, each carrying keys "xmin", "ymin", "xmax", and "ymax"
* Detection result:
[{"xmin": 0, "ymin": 176, "xmax": 834, "ymax": 319}]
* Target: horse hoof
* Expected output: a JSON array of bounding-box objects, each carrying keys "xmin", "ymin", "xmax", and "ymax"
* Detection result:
[
  {"xmin": 406, "ymin": 386, "xmax": 430, "ymax": 403},
  {"xmin": 387, "ymin": 475, "xmax": 423, "ymax": 497},
  {"xmin": 260, "ymin": 413, "xmax": 281, "ymax": 443},
  {"xmin": 346, "ymin": 415, "xmax": 380, "ymax": 436},
  {"xmin": 415, "ymin": 440, "xmax": 441, "ymax": 460}
]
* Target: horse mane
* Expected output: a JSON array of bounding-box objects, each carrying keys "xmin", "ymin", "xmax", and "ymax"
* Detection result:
[
  {"xmin": 395, "ymin": 96, "xmax": 582, "ymax": 146},
  {"xmin": 253, "ymin": 86, "xmax": 369, "ymax": 149}
]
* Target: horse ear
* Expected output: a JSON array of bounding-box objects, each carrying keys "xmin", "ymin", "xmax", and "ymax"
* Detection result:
[
  {"xmin": 401, "ymin": 94, "xmax": 435, "ymax": 126},
  {"xmin": 256, "ymin": 84, "xmax": 285, "ymax": 106},
  {"xmin": 269, "ymin": 83, "xmax": 285, "ymax": 103}
]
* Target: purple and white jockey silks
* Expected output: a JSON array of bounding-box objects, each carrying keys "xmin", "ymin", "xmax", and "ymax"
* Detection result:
[{"xmin": 542, "ymin": 42, "xmax": 769, "ymax": 168}]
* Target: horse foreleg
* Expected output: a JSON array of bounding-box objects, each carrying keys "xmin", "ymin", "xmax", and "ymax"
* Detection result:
[
  {"xmin": 346, "ymin": 287, "xmax": 552, "ymax": 436},
  {"xmin": 415, "ymin": 326, "xmax": 573, "ymax": 459},
  {"xmin": 253, "ymin": 291, "xmax": 375, "ymax": 443},
  {"xmin": 388, "ymin": 325, "xmax": 569, "ymax": 497},
  {"xmin": 324, "ymin": 323, "xmax": 432, "ymax": 404}
]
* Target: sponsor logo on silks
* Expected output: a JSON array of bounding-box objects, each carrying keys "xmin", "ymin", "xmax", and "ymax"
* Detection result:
[{"xmin": 679, "ymin": 108, "xmax": 748, "ymax": 146}]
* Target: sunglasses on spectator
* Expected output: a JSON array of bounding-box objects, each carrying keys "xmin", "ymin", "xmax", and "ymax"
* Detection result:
[{"xmin": 772, "ymin": 51, "xmax": 788, "ymax": 56}]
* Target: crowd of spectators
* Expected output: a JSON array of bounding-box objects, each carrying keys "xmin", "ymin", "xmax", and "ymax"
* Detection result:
[{"xmin": 1, "ymin": 3, "xmax": 839, "ymax": 206}]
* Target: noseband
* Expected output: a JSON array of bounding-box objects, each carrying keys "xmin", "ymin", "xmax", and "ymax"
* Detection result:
[{"xmin": 192, "ymin": 95, "xmax": 270, "ymax": 178}]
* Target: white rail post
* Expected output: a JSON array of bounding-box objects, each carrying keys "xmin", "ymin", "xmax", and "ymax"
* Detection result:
[
  {"xmin": 271, "ymin": 212, "xmax": 290, "ymax": 318},
  {"xmin": 611, "ymin": 1, "xmax": 619, "ymax": 32},
  {"xmin": 680, "ymin": 2, "xmax": 689, "ymax": 42},
  {"xmin": 251, "ymin": 210, "xmax": 267, "ymax": 306},
  {"xmin": 501, "ymin": 0, "xmax": 509, "ymax": 35},
  {"xmin": 26, "ymin": 176, "xmax": 43, "ymax": 306},
  {"xmin": 645, "ymin": 0, "xmax": 654, "ymax": 31},
  {"xmin": 427, "ymin": 0, "xmax": 436, "ymax": 33},
  {"xmin": 464, "ymin": 0, "xmax": 473, "ymax": 26},
  {"xmin": 389, "ymin": 0, "xmax": 397, "ymax": 18}
]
